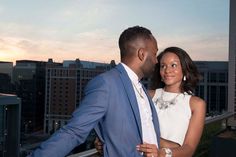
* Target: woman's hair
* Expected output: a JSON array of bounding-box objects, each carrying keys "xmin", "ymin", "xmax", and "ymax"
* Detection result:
[{"xmin": 149, "ymin": 46, "xmax": 201, "ymax": 95}]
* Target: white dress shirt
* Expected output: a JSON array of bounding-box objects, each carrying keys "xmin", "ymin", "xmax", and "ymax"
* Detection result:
[{"xmin": 121, "ymin": 63, "xmax": 158, "ymax": 147}]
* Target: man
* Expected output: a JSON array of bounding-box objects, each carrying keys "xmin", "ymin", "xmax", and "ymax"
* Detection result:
[{"xmin": 29, "ymin": 26, "xmax": 160, "ymax": 157}]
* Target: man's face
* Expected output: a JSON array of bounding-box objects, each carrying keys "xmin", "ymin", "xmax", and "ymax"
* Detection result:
[{"xmin": 142, "ymin": 36, "xmax": 158, "ymax": 77}]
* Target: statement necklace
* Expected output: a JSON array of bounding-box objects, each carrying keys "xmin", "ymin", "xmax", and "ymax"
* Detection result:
[{"xmin": 154, "ymin": 89, "xmax": 181, "ymax": 110}]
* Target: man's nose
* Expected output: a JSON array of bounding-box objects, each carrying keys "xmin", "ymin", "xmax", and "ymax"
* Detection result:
[{"xmin": 155, "ymin": 57, "xmax": 158, "ymax": 64}]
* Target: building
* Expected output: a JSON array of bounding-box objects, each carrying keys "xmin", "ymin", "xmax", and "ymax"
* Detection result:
[
  {"xmin": 0, "ymin": 62, "xmax": 14, "ymax": 94},
  {"xmin": 0, "ymin": 94, "xmax": 21, "ymax": 157},
  {"xmin": 44, "ymin": 59, "xmax": 115, "ymax": 134},
  {"xmin": 13, "ymin": 60, "xmax": 46, "ymax": 133},
  {"xmin": 195, "ymin": 61, "xmax": 228, "ymax": 114},
  {"xmin": 228, "ymin": 0, "xmax": 236, "ymax": 127},
  {"xmin": 0, "ymin": 61, "xmax": 13, "ymax": 81},
  {"xmin": 0, "ymin": 73, "xmax": 13, "ymax": 94}
]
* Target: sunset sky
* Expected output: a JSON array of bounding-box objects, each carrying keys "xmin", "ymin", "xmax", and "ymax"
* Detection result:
[{"xmin": 0, "ymin": 0, "xmax": 229, "ymax": 64}]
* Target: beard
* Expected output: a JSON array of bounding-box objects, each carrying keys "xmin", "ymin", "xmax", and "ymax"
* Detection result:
[
  {"xmin": 142, "ymin": 57, "xmax": 156, "ymax": 78},
  {"xmin": 143, "ymin": 64, "xmax": 155, "ymax": 78},
  {"xmin": 143, "ymin": 66, "xmax": 155, "ymax": 78}
]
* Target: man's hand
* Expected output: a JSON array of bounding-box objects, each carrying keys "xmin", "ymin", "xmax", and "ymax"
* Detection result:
[{"xmin": 94, "ymin": 137, "xmax": 103, "ymax": 155}]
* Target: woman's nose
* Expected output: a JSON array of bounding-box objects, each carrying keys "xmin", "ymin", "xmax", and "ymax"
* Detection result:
[{"xmin": 164, "ymin": 66, "xmax": 172, "ymax": 73}]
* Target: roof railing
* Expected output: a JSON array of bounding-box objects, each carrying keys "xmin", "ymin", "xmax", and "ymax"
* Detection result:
[{"xmin": 67, "ymin": 112, "xmax": 235, "ymax": 157}]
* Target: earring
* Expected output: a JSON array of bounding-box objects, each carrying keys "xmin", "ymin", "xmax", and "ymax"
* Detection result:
[{"xmin": 183, "ymin": 76, "xmax": 186, "ymax": 81}]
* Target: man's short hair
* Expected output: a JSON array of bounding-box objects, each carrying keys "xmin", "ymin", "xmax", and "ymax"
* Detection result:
[{"xmin": 119, "ymin": 26, "xmax": 153, "ymax": 59}]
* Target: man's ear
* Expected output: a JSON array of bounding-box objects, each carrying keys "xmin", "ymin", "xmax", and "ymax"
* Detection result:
[{"xmin": 137, "ymin": 48, "xmax": 145, "ymax": 61}]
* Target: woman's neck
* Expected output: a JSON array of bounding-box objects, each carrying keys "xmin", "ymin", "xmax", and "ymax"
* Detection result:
[{"xmin": 163, "ymin": 86, "xmax": 181, "ymax": 93}]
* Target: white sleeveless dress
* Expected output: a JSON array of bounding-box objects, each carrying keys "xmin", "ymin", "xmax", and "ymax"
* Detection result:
[{"xmin": 152, "ymin": 88, "xmax": 192, "ymax": 146}]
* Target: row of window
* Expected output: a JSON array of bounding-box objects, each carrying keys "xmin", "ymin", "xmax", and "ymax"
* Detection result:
[
  {"xmin": 206, "ymin": 72, "xmax": 228, "ymax": 83},
  {"xmin": 195, "ymin": 85, "xmax": 228, "ymax": 113},
  {"xmin": 47, "ymin": 69, "xmax": 76, "ymax": 77}
]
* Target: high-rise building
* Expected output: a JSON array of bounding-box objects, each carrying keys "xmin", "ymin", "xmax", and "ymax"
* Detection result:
[
  {"xmin": 0, "ymin": 73, "xmax": 13, "ymax": 94},
  {"xmin": 44, "ymin": 59, "xmax": 115, "ymax": 134},
  {"xmin": 195, "ymin": 61, "xmax": 228, "ymax": 114},
  {"xmin": 0, "ymin": 62, "xmax": 14, "ymax": 93},
  {"xmin": 0, "ymin": 94, "xmax": 21, "ymax": 157},
  {"xmin": 228, "ymin": 0, "xmax": 236, "ymax": 127},
  {"xmin": 13, "ymin": 60, "xmax": 46, "ymax": 133},
  {"xmin": 0, "ymin": 61, "xmax": 13, "ymax": 81}
]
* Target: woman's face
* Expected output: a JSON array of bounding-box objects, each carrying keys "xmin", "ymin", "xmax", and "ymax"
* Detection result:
[{"xmin": 160, "ymin": 52, "xmax": 183, "ymax": 90}]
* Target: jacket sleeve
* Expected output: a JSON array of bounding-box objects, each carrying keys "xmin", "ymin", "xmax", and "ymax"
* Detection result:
[{"xmin": 29, "ymin": 75, "xmax": 110, "ymax": 157}]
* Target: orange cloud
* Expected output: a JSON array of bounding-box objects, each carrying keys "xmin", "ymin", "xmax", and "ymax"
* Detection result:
[{"xmin": 0, "ymin": 32, "xmax": 120, "ymax": 64}]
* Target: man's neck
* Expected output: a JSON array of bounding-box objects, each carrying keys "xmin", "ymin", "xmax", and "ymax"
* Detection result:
[{"xmin": 121, "ymin": 62, "xmax": 142, "ymax": 80}]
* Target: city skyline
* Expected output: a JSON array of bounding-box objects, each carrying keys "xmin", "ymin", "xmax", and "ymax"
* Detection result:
[{"xmin": 0, "ymin": 0, "xmax": 229, "ymax": 64}]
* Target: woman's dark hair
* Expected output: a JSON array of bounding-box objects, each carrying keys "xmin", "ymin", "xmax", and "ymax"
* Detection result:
[{"xmin": 150, "ymin": 46, "xmax": 201, "ymax": 95}]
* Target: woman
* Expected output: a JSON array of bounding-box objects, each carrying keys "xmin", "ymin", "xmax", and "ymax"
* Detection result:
[{"xmin": 96, "ymin": 47, "xmax": 206, "ymax": 157}]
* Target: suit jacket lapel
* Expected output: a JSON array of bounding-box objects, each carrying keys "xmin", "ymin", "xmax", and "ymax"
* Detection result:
[
  {"xmin": 115, "ymin": 64, "xmax": 143, "ymax": 140},
  {"xmin": 142, "ymin": 85, "xmax": 160, "ymax": 147}
]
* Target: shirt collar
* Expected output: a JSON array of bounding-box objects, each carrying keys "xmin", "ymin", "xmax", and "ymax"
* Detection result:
[{"xmin": 121, "ymin": 63, "xmax": 140, "ymax": 85}]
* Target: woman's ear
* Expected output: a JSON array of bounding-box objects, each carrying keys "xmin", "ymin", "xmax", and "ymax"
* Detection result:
[{"xmin": 137, "ymin": 48, "xmax": 145, "ymax": 61}]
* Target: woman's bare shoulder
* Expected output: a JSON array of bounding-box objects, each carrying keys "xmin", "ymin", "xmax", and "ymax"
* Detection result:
[{"xmin": 190, "ymin": 96, "xmax": 206, "ymax": 111}]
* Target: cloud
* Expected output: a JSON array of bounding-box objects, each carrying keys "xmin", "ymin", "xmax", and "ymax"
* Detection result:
[
  {"xmin": 0, "ymin": 29, "xmax": 228, "ymax": 65},
  {"xmin": 0, "ymin": 5, "xmax": 4, "ymax": 14},
  {"xmin": 0, "ymin": 37, "xmax": 26, "ymax": 62},
  {"xmin": 158, "ymin": 33, "xmax": 228, "ymax": 61},
  {"xmin": 0, "ymin": 28, "xmax": 120, "ymax": 64},
  {"xmin": 0, "ymin": 0, "xmax": 229, "ymax": 63}
]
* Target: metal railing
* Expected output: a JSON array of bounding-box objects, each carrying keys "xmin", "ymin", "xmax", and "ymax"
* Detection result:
[
  {"xmin": 68, "ymin": 112, "xmax": 235, "ymax": 157},
  {"xmin": 67, "ymin": 148, "xmax": 98, "ymax": 157}
]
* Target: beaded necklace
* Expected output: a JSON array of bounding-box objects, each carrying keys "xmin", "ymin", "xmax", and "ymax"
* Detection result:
[{"xmin": 154, "ymin": 89, "xmax": 181, "ymax": 109}]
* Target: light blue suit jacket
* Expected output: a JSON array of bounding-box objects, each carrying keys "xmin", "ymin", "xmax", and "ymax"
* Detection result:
[{"xmin": 29, "ymin": 63, "xmax": 160, "ymax": 157}]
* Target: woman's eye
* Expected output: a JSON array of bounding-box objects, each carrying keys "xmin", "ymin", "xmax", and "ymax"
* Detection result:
[
  {"xmin": 160, "ymin": 65, "xmax": 166, "ymax": 69},
  {"xmin": 172, "ymin": 64, "xmax": 177, "ymax": 68}
]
